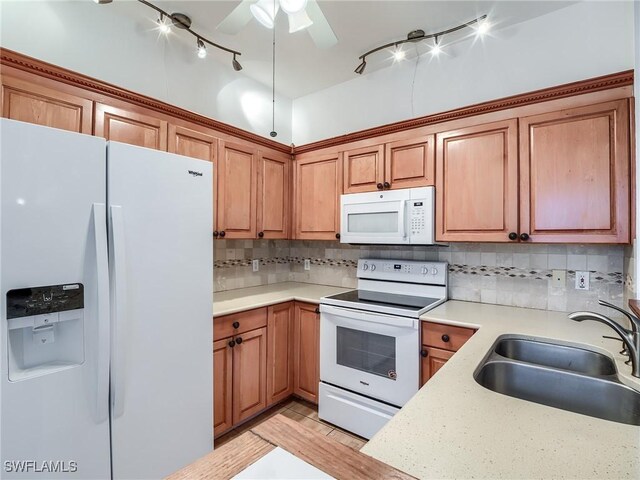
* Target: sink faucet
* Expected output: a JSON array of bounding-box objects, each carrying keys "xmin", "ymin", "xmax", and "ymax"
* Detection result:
[{"xmin": 568, "ymin": 309, "xmax": 640, "ymax": 378}]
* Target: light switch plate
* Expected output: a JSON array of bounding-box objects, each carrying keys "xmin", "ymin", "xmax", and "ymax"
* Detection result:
[
  {"xmin": 304, "ymin": 259, "xmax": 311, "ymax": 271},
  {"xmin": 575, "ymin": 271, "xmax": 590, "ymax": 290},
  {"xmin": 551, "ymin": 270, "xmax": 566, "ymax": 288},
  {"xmin": 252, "ymin": 259, "xmax": 260, "ymax": 272}
]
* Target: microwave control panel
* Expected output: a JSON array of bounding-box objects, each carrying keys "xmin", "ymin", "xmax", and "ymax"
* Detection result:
[{"xmin": 409, "ymin": 200, "xmax": 426, "ymax": 236}]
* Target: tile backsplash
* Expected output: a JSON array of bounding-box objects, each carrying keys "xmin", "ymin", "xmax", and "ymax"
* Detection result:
[{"xmin": 214, "ymin": 240, "xmax": 628, "ymax": 313}]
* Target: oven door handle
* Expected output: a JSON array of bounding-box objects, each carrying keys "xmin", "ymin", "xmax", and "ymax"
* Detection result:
[{"xmin": 320, "ymin": 304, "xmax": 417, "ymax": 329}]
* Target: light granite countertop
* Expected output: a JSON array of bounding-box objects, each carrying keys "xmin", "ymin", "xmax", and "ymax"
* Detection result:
[
  {"xmin": 361, "ymin": 300, "xmax": 640, "ymax": 479},
  {"xmin": 212, "ymin": 282, "xmax": 351, "ymax": 317}
]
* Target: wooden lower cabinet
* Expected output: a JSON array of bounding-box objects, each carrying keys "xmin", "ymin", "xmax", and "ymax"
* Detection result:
[
  {"xmin": 293, "ymin": 302, "xmax": 321, "ymax": 403},
  {"xmin": 420, "ymin": 346, "xmax": 454, "ymax": 385},
  {"xmin": 233, "ymin": 327, "xmax": 268, "ymax": 424},
  {"xmin": 267, "ymin": 303, "xmax": 294, "ymax": 404},
  {"xmin": 213, "ymin": 338, "xmax": 234, "ymax": 437}
]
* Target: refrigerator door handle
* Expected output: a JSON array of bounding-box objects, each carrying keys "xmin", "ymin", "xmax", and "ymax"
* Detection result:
[
  {"xmin": 93, "ymin": 203, "xmax": 110, "ymax": 423},
  {"xmin": 110, "ymin": 205, "xmax": 127, "ymax": 418}
]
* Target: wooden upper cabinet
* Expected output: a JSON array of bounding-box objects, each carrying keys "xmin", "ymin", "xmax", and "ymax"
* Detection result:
[
  {"xmin": 257, "ymin": 152, "xmax": 291, "ymax": 239},
  {"xmin": 267, "ymin": 303, "xmax": 294, "ymax": 405},
  {"xmin": 293, "ymin": 302, "xmax": 320, "ymax": 404},
  {"xmin": 94, "ymin": 103, "xmax": 167, "ymax": 150},
  {"xmin": 385, "ymin": 136, "xmax": 435, "ymax": 189},
  {"xmin": 217, "ymin": 140, "xmax": 258, "ymax": 239},
  {"xmin": 168, "ymin": 124, "xmax": 217, "ymax": 162},
  {"xmin": 294, "ymin": 153, "xmax": 343, "ymax": 240},
  {"xmin": 213, "ymin": 338, "xmax": 233, "ymax": 438},
  {"xmin": 519, "ymin": 100, "xmax": 630, "ymax": 243},
  {"xmin": 343, "ymin": 145, "xmax": 384, "ymax": 193},
  {"xmin": 232, "ymin": 326, "xmax": 267, "ymax": 424},
  {"xmin": 1, "ymin": 76, "xmax": 92, "ymax": 134},
  {"xmin": 436, "ymin": 119, "xmax": 519, "ymax": 242}
]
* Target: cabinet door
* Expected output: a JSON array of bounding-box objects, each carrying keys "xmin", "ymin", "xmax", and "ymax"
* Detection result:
[
  {"xmin": 420, "ymin": 347, "xmax": 454, "ymax": 386},
  {"xmin": 213, "ymin": 338, "xmax": 233, "ymax": 438},
  {"xmin": 294, "ymin": 153, "xmax": 342, "ymax": 240},
  {"xmin": 217, "ymin": 140, "xmax": 257, "ymax": 239},
  {"xmin": 257, "ymin": 152, "xmax": 291, "ymax": 239},
  {"xmin": 1, "ymin": 76, "xmax": 92, "ymax": 133},
  {"xmin": 232, "ymin": 327, "xmax": 267, "ymax": 424},
  {"xmin": 519, "ymin": 100, "xmax": 630, "ymax": 243},
  {"xmin": 385, "ymin": 136, "xmax": 435, "ymax": 189},
  {"xmin": 435, "ymin": 119, "xmax": 519, "ymax": 242},
  {"xmin": 343, "ymin": 145, "xmax": 384, "ymax": 193},
  {"xmin": 267, "ymin": 303, "xmax": 294, "ymax": 405},
  {"xmin": 293, "ymin": 303, "xmax": 320, "ymax": 404},
  {"xmin": 94, "ymin": 103, "xmax": 167, "ymax": 150}
]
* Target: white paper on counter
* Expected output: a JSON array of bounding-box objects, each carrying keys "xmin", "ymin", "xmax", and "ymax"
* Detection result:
[{"xmin": 232, "ymin": 447, "xmax": 334, "ymax": 479}]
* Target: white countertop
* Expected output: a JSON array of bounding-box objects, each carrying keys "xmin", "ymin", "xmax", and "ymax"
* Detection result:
[
  {"xmin": 361, "ymin": 300, "xmax": 640, "ymax": 479},
  {"xmin": 213, "ymin": 282, "xmax": 351, "ymax": 317}
]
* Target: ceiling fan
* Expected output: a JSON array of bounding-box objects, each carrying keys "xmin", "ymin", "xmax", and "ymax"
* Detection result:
[{"xmin": 216, "ymin": 0, "xmax": 338, "ymax": 48}]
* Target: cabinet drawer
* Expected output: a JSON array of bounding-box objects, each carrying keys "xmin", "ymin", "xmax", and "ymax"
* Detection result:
[
  {"xmin": 214, "ymin": 307, "xmax": 268, "ymax": 341},
  {"xmin": 422, "ymin": 321, "xmax": 474, "ymax": 351}
]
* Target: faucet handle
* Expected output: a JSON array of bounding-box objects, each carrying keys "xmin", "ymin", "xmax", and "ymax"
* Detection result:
[
  {"xmin": 603, "ymin": 335, "xmax": 630, "ymax": 355},
  {"xmin": 598, "ymin": 300, "xmax": 640, "ymax": 333}
]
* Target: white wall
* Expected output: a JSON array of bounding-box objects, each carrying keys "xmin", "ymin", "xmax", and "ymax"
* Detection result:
[
  {"xmin": 0, "ymin": 0, "xmax": 293, "ymax": 144},
  {"xmin": 292, "ymin": 1, "xmax": 635, "ymax": 145}
]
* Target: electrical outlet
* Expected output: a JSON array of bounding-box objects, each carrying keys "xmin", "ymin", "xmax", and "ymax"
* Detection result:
[
  {"xmin": 575, "ymin": 271, "xmax": 590, "ymax": 290},
  {"xmin": 304, "ymin": 259, "xmax": 311, "ymax": 271},
  {"xmin": 252, "ymin": 259, "xmax": 259, "ymax": 272},
  {"xmin": 551, "ymin": 270, "xmax": 566, "ymax": 288}
]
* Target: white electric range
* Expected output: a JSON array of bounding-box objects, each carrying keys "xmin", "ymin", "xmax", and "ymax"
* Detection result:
[{"xmin": 318, "ymin": 258, "xmax": 448, "ymax": 439}]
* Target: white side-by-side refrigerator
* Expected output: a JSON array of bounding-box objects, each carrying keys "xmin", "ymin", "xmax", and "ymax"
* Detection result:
[{"xmin": 0, "ymin": 118, "xmax": 213, "ymax": 479}]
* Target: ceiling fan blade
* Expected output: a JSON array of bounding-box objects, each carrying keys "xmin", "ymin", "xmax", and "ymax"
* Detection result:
[
  {"xmin": 216, "ymin": 0, "xmax": 255, "ymax": 35},
  {"xmin": 305, "ymin": 0, "xmax": 337, "ymax": 48}
]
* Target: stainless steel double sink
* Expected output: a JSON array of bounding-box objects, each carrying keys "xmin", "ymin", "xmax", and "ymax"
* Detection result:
[{"xmin": 474, "ymin": 335, "xmax": 640, "ymax": 426}]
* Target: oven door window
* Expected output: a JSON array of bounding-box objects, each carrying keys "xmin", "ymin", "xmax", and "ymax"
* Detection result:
[{"xmin": 336, "ymin": 326, "xmax": 396, "ymax": 379}]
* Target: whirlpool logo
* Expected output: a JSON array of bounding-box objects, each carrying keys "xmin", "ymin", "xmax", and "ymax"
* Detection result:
[{"xmin": 188, "ymin": 170, "xmax": 203, "ymax": 177}]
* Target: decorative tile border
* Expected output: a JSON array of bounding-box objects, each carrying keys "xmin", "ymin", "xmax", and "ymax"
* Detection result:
[{"xmin": 215, "ymin": 257, "xmax": 358, "ymax": 269}]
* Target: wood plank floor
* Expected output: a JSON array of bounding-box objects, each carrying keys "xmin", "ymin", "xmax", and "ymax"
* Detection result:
[{"xmin": 215, "ymin": 398, "xmax": 367, "ymax": 451}]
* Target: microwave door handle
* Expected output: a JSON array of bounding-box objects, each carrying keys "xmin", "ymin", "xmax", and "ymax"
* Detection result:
[{"xmin": 399, "ymin": 200, "xmax": 407, "ymax": 239}]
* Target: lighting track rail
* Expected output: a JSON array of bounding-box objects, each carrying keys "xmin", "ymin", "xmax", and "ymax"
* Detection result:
[
  {"xmin": 355, "ymin": 15, "xmax": 488, "ymax": 75},
  {"xmin": 97, "ymin": 0, "xmax": 243, "ymax": 71}
]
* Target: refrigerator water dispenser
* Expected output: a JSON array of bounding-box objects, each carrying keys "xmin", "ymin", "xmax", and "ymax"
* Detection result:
[{"xmin": 6, "ymin": 284, "xmax": 85, "ymax": 381}]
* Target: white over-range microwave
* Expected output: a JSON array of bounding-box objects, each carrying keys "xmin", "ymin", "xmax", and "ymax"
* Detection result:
[{"xmin": 340, "ymin": 186, "xmax": 436, "ymax": 245}]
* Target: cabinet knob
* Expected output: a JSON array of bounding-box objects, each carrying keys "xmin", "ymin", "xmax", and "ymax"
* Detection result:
[
  {"xmin": 232, "ymin": 321, "xmax": 240, "ymax": 329},
  {"xmin": 235, "ymin": 337, "xmax": 243, "ymax": 344},
  {"xmin": 383, "ymin": 181, "xmax": 391, "ymax": 189},
  {"xmin": 441, "ymin": 334, "xmax": 450, "ymax": 343},
  {"xmin": 520, "ymin": 233, "xmax": 530, "ymax": 241},
  {"xmin": 258, "ymin": 231, "xmax": 264, "ymax": 238},
  {"xmin": 376, "ymin": 183, "xmax": 383, "ymax": 190},
  {"xmin": 219, "ymin": 231, "xmax": 226, "ymax": 238},
  {"xmin": 213, "ymin": 231, "xmax": 219, "ymax": 238},
  {"xmin": 420, "ymin": 349, "xmax": 428, "ymax": 358},
  {"xmin": 315, "ymin": 307, "xmax": 320, "ymax": 314},
  {"xmin": 508, "ymin": 232, "xmax": 518, "ymax": 241},
  {"xmin": 335, "ymin": 233, "xmax": 341, "ymax": 239},
  {"xmin": 228, "ymin": 340, "xmax": 236, "ymax": 348}
]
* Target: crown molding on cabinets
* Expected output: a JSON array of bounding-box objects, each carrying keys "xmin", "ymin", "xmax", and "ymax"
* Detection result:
[
  {"xmin": 293, "ymin": 69, "xmax": 634, "ymax": 155},
  {"xmin": 0, "ymin": 48, "xmax": 292, "ymax": 155}
]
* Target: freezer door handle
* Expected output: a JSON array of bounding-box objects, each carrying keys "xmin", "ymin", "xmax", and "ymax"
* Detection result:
[
  {"xmin": 93, "ymin": 203, "xmax": 110, "ymax": 423},
  {"xmin": 110, "ymin": 205, "xmax": 127, "ymax": 418}
]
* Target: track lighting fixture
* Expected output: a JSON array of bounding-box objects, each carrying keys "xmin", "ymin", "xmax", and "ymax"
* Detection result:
[
  {"xmin": 197, "ymin": 39, "xmax": 207, "ymax": 59},
  {"xmin": 354, "ymin": 15, "xmax": 487, "ymax": 75},
  {"xmin": 98, "ymin": 0, "xmax": 243, "ymax": 72}
]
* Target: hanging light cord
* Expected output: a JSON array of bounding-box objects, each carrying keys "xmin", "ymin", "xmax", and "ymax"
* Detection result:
[
  {"xmin": 410, "ymin": 43, "xmax": 420, "ymax": 117},
  {"xmin": 270, "ymin": 5, "xmax": 277, "ymax": 137}
]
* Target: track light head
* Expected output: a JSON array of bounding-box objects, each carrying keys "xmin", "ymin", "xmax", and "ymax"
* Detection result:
[
  {"xmin": 94, "ymin": 0, "xmax": 113, "ymax": 4},
  {"xmin": 157, "ymin": 14, "xmax": 171, "ymax": 34},
  {"xmin": 197, "ymin": 39, "xmax": 207, "ymax": 59},
  {"xmin": 232, "ymin": 54, "xmax": 243, "ymax": 71},
  {"xmin": 476, "ymin": 20, "xmax": 490, "ymax": 36},
  {"xmin": 354, "ymin": 60, "xmax": 366, "ymax": 75},
  {"xmin": 431, "ymin": 36, "xmax": 441, "ymax": 56}
]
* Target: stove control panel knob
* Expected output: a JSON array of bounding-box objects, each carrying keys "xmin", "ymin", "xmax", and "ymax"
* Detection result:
[
  {"xmin": 421, "ymin": 267, "xmax": 428, "ymax": 275},
  {"xmin": 370, "ymin": 264, "xmax": 376, "ymax": 271},
  {"xmin": 362, "ymin": 263, "xmax": 369, "ymax": 271},
  {"xmin": 431, "ymin": 267, "xmax": 438, "ymax": 275}
]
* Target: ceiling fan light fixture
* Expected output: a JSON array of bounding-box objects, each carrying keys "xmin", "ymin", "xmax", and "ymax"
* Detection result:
[
  {"xmin": 287, "ymin": 9, "xmax": 313, "ymax": 33},
  {"xmin": 280, "ymin": 0, "xmax": 307, "ymax": 15},
  {"xmin": 250, "ymin": 0, "xmax": 279, "ymax": 29}
]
